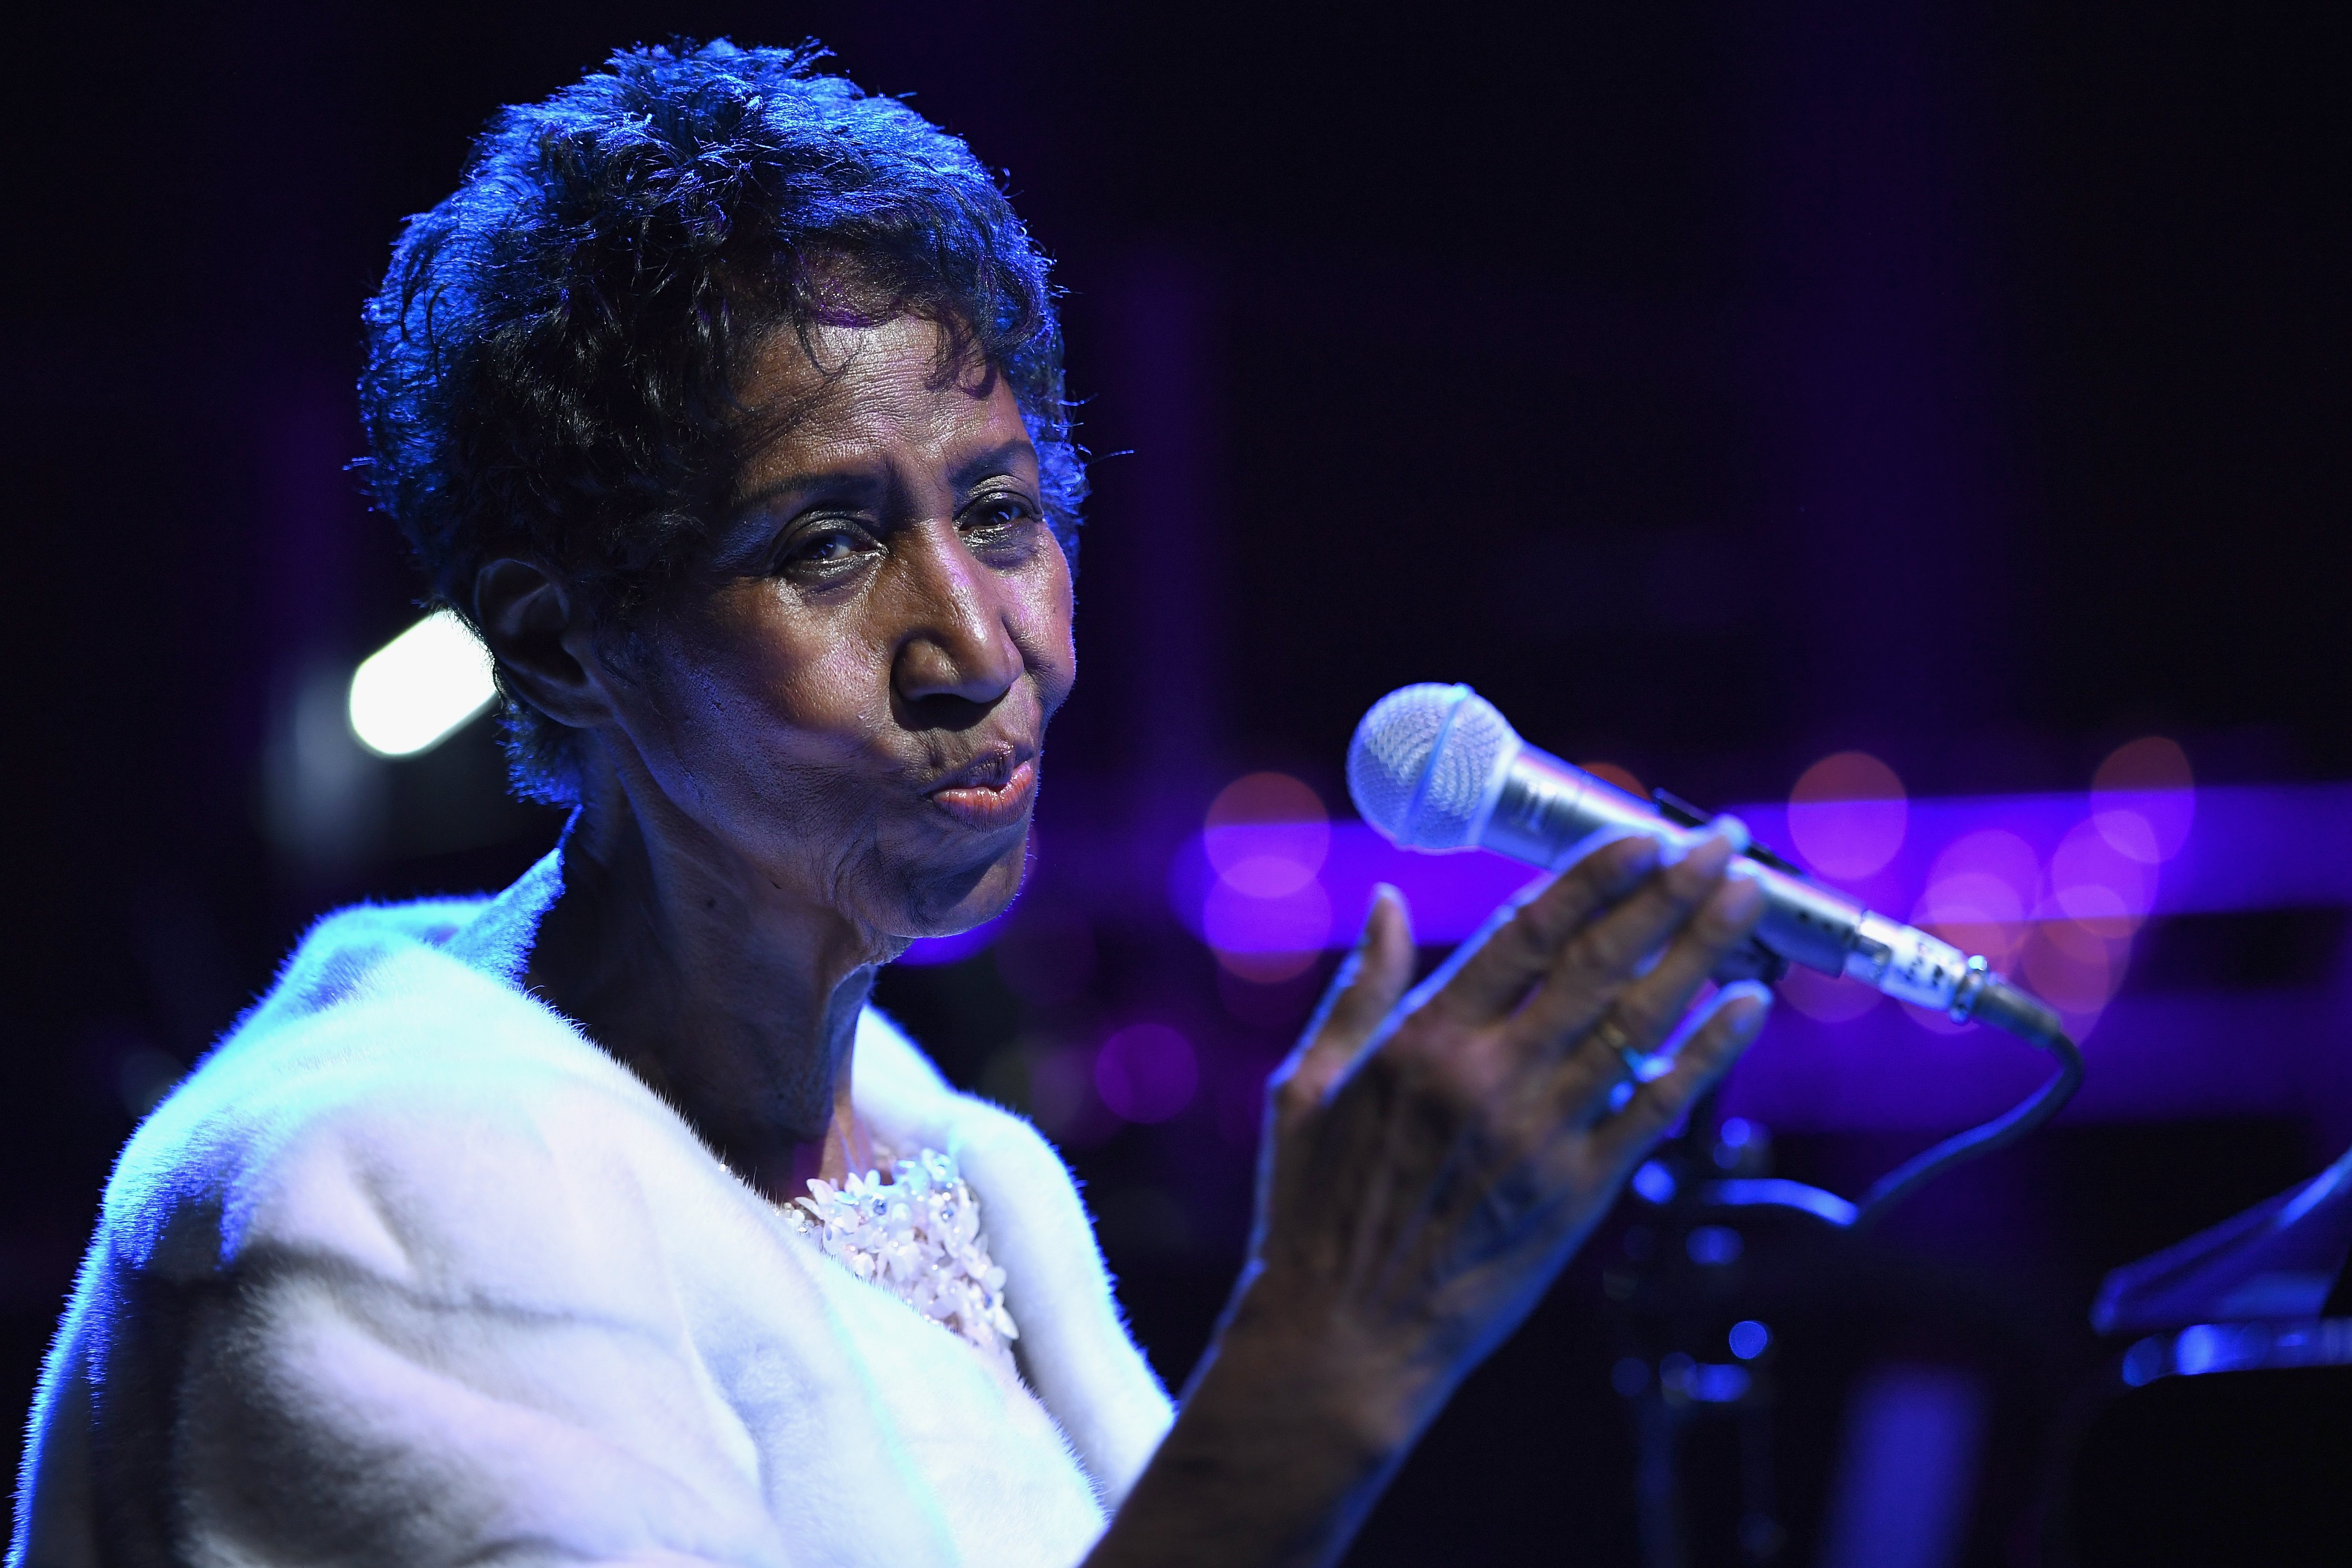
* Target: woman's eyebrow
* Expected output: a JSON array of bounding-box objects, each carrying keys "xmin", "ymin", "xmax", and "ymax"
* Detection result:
[
  {"xmin": 948, "ymin": 438, "xmax": 1039, "ymax": 489},
  {"xmin": 727, "ymin": 436, "xmax": 1038, "ymax": 522},
  {"xmin": 729, "ymin": 465, "xmax": 882, "ymax": 516}
]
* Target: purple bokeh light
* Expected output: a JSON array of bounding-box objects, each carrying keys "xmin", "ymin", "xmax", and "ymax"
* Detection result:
[
  {"xmin": 1165, "ymin": 779, "xmax": 2352, "ymax": 1132},
  {"xmin": 1174, "ymin": 782, "xmax": 2347, "ymax": 949}
]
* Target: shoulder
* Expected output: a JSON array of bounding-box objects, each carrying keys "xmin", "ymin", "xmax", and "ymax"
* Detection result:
[{"xmin": 103, "ymin": 890, "xmax": 697, "ymax": 1292}]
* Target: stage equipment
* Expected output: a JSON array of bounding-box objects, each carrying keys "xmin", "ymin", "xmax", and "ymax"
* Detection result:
[
  {"xmin": 1347, "ymin": 682, "xmax": 2084, "ymax": 1232},
  {"xmin": 2048, "ymin": 1144, "xmax": 2352, "ymax": 1561}
]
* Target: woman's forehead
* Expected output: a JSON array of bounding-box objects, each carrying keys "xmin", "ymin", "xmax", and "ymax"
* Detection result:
[{"xmin": 731, "ymin": 316, "xmax": 1032, "ymax": 505}]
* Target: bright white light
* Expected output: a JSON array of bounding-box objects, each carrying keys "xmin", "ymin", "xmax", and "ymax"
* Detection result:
[{"xmin": 347, "ymin": 609, "xmax": 496, "ymax": 758}]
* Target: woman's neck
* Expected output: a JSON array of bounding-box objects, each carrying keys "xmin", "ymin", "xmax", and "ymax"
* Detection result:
[{"xmin": 519, "ymin": 753, "xmax": 894, "ymax": 1201}]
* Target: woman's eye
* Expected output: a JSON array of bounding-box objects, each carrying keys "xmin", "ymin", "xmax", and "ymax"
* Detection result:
[
  {"xmin": 963, "ymin": 494, "xmax": 1040, "ymax": 539},
  {"xmin": 778, "ymin": 522, "xmax": 877, "ymax": 578}
]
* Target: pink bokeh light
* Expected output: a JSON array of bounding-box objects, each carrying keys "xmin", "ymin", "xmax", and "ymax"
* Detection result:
[
  {"xmin": 2049, "ymin": 819, "xmax": 2158, "ymax": 937},
  {"xmin": 1787, "ymin": 752, "xmax": 1909, "ymax": 882},
  {"xmin": 2091, "ymin": 737, "xmax": 2195, "ymax": 863}
]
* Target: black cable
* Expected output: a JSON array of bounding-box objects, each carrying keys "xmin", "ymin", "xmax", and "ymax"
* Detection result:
[
  {"xmin": 1696, "ymin": 976, "xmax": 2085, "ymax": 1233},
  {"xmin": 1848, "ymin": 1029, "xmax": 2083, "ymax": 1233}
]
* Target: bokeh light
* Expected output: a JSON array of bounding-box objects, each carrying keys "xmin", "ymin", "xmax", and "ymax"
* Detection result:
[
  {"xmin": 1918, "ymin": 828, "xmax": 2041, "ymax": 972},
  {"xmin": 1203, "ymin": 879, "xmax": 1333, "ymax": 981},
  {"xmin": 1913, "ymin": 871, "xmax": 2030, "ymax": 970},
  {"xmin": 1094, "ymin": 1024, "xmax": 1199, "ymax": 1123},
  {"xmin": 1205, "ymin": 772, "xmax": 1330, "ymax": 897},
  {"xmin": 1201, "ymin": 772, "xmax": 1335, "ymax": 980},
  {"xmin": 346, "ymin": 609, "xmax": 497, "ymax": 758},
  {"xmin": 2022, "ymin": 924, "xmax": 2118, "ymax": 1029},
  {"xmin": 1016, "ymin": 1041, "xmax": 1104, "ymax": 1138},
  {"xmin": 1787, "ymin": 752, "xmax": 1908, "ymax": 881},
  {"xmin": 2049, "ymin": 818, "xmax": 2158, "ymax": 938},
  {"xmin": 2091, "ymin": 736, "xmax": 2196, "ymax": 863},
  {"xmin": 1929, "ymin": 830, "xmax": 2041, "ymax": 907}
]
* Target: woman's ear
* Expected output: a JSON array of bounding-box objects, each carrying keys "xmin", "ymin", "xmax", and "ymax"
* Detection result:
[{"xmin": 471, "ymin": 557, "xmax": 623, "ymax": 731}]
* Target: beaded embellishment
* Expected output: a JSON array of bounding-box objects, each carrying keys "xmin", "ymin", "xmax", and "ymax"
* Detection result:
[{"xmin": 782, "ymin": 1148, "xmax": 1021, "ymax": 1361}]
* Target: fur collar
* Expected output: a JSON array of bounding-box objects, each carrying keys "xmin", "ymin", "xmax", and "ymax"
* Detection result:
[{"xmin": 11, "ymin": 851, "xmax": 1173, "ymax": 1568}]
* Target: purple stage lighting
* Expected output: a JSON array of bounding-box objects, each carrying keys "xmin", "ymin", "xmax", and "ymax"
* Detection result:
[{"xmin": 1169, "ymin": 773, "xmax": 2352, "ymax": 1131}]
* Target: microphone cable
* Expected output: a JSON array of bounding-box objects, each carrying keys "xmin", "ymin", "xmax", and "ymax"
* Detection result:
[
  {"xmin": 1653, "ymin": 786, "xmax": 2089, "ymax": 1233},
  {"xmin": 1698, "ymin": 987, "xmax": 2084, "ymax": 1234}
]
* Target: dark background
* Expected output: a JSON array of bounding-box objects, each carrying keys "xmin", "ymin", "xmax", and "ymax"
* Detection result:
[{"xmin": 4, "ymin": 3, "xmax": 2348, "ymax": 1563}]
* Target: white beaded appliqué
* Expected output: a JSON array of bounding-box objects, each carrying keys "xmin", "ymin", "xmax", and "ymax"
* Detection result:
[{"xmin": 783, "ymin": 1148, "xmax": 1021, "ymax": 1361}]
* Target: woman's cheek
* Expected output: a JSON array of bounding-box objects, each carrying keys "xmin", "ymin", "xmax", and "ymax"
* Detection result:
[{"xmin": 1020, "ymin": 553, "xmax": 1079, "ymax": 703}]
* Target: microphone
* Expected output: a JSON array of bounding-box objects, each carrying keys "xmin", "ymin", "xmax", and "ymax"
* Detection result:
[{"xmin": 1346, "ymin": 683, "xmax": 2065, "ymax": 1047}]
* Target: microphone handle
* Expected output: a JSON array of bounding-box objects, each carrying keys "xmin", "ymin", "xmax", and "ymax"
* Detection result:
[{"xmin": 1482, "ymin": 746, "xmax": 2003, "ymax": 1021}]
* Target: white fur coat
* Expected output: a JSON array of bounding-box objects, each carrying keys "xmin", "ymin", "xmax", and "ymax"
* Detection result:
[{"xmin": 9, "ymin": 853, "xmax": 1174, "ymax": 1567}]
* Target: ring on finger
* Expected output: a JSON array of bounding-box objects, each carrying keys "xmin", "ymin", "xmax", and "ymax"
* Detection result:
[{"xmin": 1592, "ymin": 1012, "xmax": 1666, "ymax": 1082}]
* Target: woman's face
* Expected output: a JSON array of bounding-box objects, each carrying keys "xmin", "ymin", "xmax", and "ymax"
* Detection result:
[{"xmin": 610, "ymin": 314, "xmax": 1075, "ymax": 945}]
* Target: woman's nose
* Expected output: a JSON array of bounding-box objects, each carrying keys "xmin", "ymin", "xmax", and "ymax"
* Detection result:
[{"xmin": 892, "ymin": 529, "xmax": 1024, "ymax": 708}]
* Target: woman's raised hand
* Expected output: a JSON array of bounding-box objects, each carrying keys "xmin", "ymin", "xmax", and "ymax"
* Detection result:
[
  {"xmin": 1092, "ymin": 823, "xmax": 1772, "ymax": 1568},
  {"xmin": 1239, "ymin": 822, "xmax": 1771, "ymax": 1433}
]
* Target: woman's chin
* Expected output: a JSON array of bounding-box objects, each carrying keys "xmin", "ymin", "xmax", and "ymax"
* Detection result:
[{"xmin": 891, "ymin": 831, "xmax": 1031, "ymax": 939}]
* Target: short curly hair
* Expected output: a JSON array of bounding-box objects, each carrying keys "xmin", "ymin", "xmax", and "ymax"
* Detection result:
[{"xmin": 358, "ymin": 39, "xmax": 1082, "ymax": 805}]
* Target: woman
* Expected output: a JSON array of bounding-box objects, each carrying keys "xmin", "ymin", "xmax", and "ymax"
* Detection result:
[{"xmin": 10, "ymin": 41, "xmax": 1771, "ymax": 1567}]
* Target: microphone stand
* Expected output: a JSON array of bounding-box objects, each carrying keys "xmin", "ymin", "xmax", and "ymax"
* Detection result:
[
  {"xmin": 1596, "ymin": 794, "xmax": 2090, "ymax": 1566},
  {"xmin": 1602, "ymin": 1086, "xmax": 1796, "ymax": 1568}
]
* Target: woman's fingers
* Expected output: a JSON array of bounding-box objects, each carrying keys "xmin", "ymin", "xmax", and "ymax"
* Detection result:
[
  {"xmin": 1267, "ymin": 886, "xmax": 1416, "ymax": 1134},
  {"xmin": 1589, "ymin": 980, "xmax": 1774, "ymax": 1163},
  {"xmin": 1501, "ymin": 869, "xmax": 1765, "ymax": 1135},
  {"xmin": 1511, "ymin": 828, "xmax": 1753, "ymax": 1049},
  {"xmin": 1424, "ymin": 833, "xmax": 1663, "ymax": 1024}
]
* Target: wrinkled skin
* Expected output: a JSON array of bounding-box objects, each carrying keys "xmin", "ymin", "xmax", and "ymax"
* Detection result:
[
  {"xmin": 1094, "ymin": 830, "xmax": 1770, "ymax": 1567},
  {"xmin": 479, "ymin": 314, "xmax": 1071, "ymax": 1193},
  {"xmin": 478, "ymin": 310, "xmax": 1774, "ymax": 1565}
]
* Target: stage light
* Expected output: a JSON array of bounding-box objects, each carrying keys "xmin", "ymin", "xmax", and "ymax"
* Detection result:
[
  {"xmin": 347, "ymin": 609, "xmax": 496, "ymax": 758},
  {"xmin": 1787, "ymin": 751, "xmax": 1908, "ymax": 881},
  {"xmin": 1204, "ymin": 772, "xmax": 1330, "ymax": 896},
  {"xmin": 1927, "ymin": 829, "xmax": 2042, "ymax": 911},
  {"xmin": 1197, "ymin": 772, "xmax": 1335, "ymax": 980},
  {"xmin": 1686, "ymin": 1226, "xmax": 1744, "ymax": 1265},
  {"xmin": 2021, "ymin": 923, "xmax": 2117, "ymax": 1027},
  {"xmin": 2050, "ymin": 818, "xmax": 2157, "ymax": 936},
  {"xmin": 2092, "ymin": 736, "xmax": 2195, "ymax": 861},
  {"xmin": 1912, "ymin": 870, "xmax": 2029, "ymax": 968},
  {"xmin": 1202, "ymin": 879, "xmax": 1332, "ymax": 981}
]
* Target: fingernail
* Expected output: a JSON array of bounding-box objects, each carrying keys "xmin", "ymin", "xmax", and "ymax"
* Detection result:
[
  {"xmin": 1710, "ymin": 814, "xmax": 1752, "ymax": 853},
  {"xmin": 1360, "ymin": 884, "xmax": 1398, "ymax": 940},
  {"xmin": 1721, "ymin": 979, "xmax": 1774, "ymax": 1037}
]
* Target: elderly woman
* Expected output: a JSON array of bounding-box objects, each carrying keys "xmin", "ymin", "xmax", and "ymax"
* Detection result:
[{"xmin": 10, "ymin": 41, "xmax": 1770, "ymax": 1568}]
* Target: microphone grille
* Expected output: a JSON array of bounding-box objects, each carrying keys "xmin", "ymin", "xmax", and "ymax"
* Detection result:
[{"xmin": 1347, "ymin": 683, "xmax": 1521, "ymax": 849}]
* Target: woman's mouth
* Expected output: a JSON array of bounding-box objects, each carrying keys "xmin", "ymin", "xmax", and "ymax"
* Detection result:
[{"xmin": 927, "ymin": 754, "xmax": 1038, "ymax": 831}]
